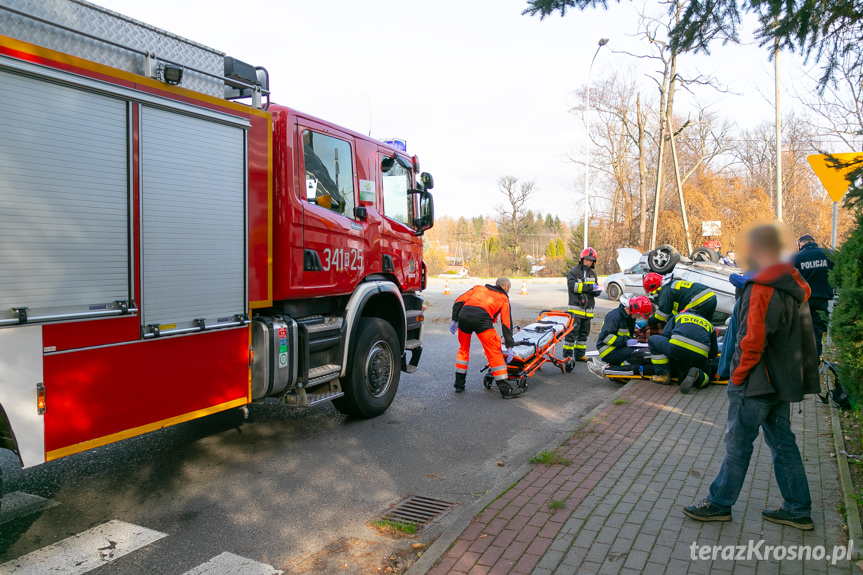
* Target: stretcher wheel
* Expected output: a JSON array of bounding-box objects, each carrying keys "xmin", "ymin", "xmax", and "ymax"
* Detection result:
[
  {"xmin": 517, "ymin": 375, "xmax": 528, "ymax": 390},
  {"xmin": 564, "ymin": 358, "xmax": 575, "ymax": 373},
  {"xmin": 483, "ymin": 373, "xmax": 494, "ymax": 389}
]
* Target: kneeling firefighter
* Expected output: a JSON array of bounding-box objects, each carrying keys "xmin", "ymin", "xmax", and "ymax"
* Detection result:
[
  {"xmin": 648, "ymin": 310, "xmax": 719, "ymax": 393},
  {"xmin": 450, "ymin": 277, "xmax": 523, "ymax": 398},
  {"xmin": 564, "ymin": 247, "xmax": 601, "ymax": 362}
]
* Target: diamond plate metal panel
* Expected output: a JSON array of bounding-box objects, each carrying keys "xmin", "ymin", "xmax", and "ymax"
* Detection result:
[{"xmin": 0, "ymin": 0, "xmax": 225, "ymax": 97}]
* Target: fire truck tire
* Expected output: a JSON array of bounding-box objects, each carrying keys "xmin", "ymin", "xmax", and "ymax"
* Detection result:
[{"xmin": 334, "ymin": 318, "xmax": 401, "ymax": 418}]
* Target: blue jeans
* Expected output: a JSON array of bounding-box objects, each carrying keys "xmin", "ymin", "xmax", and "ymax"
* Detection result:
[{"xmin": 708, "ymin": 383, "xmax": 811, "ymax": 517}]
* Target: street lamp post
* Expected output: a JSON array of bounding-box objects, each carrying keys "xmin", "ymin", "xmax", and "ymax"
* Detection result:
[{"xmin": 583, "ymin": 38, "xmax": 609, "ymax": 250}]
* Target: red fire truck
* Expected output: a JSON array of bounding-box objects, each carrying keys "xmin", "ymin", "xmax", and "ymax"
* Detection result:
[{"xmin": 0, "ymin": 0, "xmax": 434, "ymax": 496}]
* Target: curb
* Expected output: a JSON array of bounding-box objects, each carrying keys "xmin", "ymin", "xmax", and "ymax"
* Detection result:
[
  {"xmin": 828, "ymin": 403, "xmax": 863, "ymax": 560},
  {"xmin": 405, "ymin": 379, "xmax": 637, "ymax": 575}
]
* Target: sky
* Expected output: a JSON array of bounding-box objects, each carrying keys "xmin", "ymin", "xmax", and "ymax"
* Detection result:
[{"xmin": 93, "ymin": 0, "xmax": 828, "ymax": 222}]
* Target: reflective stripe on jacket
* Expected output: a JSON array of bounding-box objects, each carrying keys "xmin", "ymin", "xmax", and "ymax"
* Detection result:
[
  {"xmin": 662, "ymin": 312, "xmax": 719, "ymax": 358},
  {"xmin": 652, "ymin": 280, "xmax": 715, "ymax": 322},
  {"xmin": 596, "ymin": 303, "xmax": 634, "ymax": 359}
]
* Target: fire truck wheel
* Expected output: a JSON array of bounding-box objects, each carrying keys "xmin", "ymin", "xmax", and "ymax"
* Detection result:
[{"xmin": 334, "ymin": 318, "xmax": 401, "ymax": 418}]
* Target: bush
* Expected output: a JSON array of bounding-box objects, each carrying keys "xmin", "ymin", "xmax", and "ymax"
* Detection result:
[{"xmin": 830, "ymin": 212, "xmax": 863, "ymax": 404}]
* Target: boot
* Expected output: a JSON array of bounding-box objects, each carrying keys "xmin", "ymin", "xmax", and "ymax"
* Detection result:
[
  {"xmin": 497, "ymin": 380, "xmax": 524, "ymax": 399},
  {"xmin": 454, "ymin": 372, "xmax": 466, "ymax": 393},
  {"xmin": 651, "ymin": 372, "xmax": 671, "ymax": 385}
]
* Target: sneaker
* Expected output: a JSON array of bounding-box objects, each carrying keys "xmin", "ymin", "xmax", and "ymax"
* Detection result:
[
  {"xmin": 587, "ymin": 359, "xmax": 608, "ymax": 379},
  {"xmin": 762, "ymin": 509, "xmax": 814, "ymax": 531},
  {"xmin": 683, "ymin": 499, "xmax": 732, "ymax": 522},
  {"xmin": 651, "ymin": 373, "xmax": 671, "ymax": 385},
  {"xmin": 679, "ymin": 367, "xmax": 700, "ymax": 394}
]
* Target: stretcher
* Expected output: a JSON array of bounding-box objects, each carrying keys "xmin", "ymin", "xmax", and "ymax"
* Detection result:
[
  {"xmin": 482, "ymin": 310, "xmax": 575, "ymax": 392},
  {"xmin": 586, "ymin": 351, "xmax": 729, "ymax": 386}
]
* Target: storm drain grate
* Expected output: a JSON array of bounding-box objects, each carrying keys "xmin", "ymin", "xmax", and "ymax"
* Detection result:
[{"xmin": 381, "ymin": 495, "xmax": 457, "ymax": 527}]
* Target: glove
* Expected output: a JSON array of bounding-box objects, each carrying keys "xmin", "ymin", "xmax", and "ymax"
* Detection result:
[
  {"xmin": 506, "ymin": 348, "xmax": 514, "ymax": 363},
  {"xmin": 449, "ymin": 320, "xmax": 458, "ymax": 335},
  {"xmin": 626, "ymin": 339, "xmax": 638, "ymax": 347}
]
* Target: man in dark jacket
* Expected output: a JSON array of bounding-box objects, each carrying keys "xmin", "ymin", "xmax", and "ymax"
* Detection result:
[
  {"xmin": 563, "ymin": 247, "xmax": 600, "ymax": 362},
  {"xmin": 587, "ymin": 295, "xmax": 653, "ymax": 378},
  {"xmin": 684, "ymin": 222, "xmax": 820, "ymax": 530},
  {"xmin": 450, "ymin": 278, "xmax": 522, "ymax": 398},
  {"xmin": 793, "ymin": 234, "xmax": 833, "ymax": 357}
]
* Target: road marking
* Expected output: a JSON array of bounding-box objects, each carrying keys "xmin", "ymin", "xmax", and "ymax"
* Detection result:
[
  {"xmin": 0, "ymin": 519, "xmax": 166, "ymax": 575},
  {"xmin": 0, "ymin": 491, "xmax": 59, "ymax": 525},
  {"xmin": 181, "ymin": 552, "xmax": 283, "ymax": 575}
]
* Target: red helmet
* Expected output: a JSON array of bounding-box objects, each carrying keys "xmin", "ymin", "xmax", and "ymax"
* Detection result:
[
  {"xmin": 580, "ymin": 247, "xmax": 598, "ymax": 261},
  {"xmin": 643, "ymin": 272, "xmax": 664, "ymax": 294},
  {"xmin": 629, "ymin": 295, "xmax": 653, "ymax": 317}
]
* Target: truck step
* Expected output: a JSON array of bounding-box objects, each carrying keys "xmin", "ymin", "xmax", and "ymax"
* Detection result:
[
  {"xmin": 405, "ymin": 338, "xmax": 422, "ymax": 350},
  {"xmin": 304, "ymin": 364, "xmax": 341, "ymax": 386},
  {"xmin": 285, "ymin": 380, "xmax": 344, "ymax": 407}
]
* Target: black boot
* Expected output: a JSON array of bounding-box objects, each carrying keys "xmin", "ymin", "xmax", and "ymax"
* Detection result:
[
  {"xmin": 497, "ymin": 380, "xmax": 523, "ymax": 399},
  {"xmin": 454, "ymin": 372, "xmax": 466, "ymax": 393}
]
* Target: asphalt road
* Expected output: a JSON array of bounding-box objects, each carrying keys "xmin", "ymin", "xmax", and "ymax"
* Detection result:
[{"xmin": 0, "ymin": 279, "xmax": 620, "ymax": 574}]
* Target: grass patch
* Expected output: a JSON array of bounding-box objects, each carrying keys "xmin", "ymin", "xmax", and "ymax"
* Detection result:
[
  {"xmin": 547, "ymin": 499, "xmax": 566, "ymax": 510},
  {"xmin": 370, "ymin": 519, "xmax": 418, "ymax": 535},
  {"xmin": 612, "ymin": 398, "xmax": 629, "ymax": 405},
  {"xmin": 529, "ymin": 449, "xmax": 572, "ymax": 466}
]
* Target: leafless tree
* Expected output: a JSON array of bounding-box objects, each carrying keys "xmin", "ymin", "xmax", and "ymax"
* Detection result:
[{"xmin": 495, "ymin": 176, "xmax": 536, "ymax": 256}]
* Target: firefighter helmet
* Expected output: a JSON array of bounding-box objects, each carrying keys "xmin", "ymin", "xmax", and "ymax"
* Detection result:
[
  {"xmin": 629, "ymin": 295, "xmax": 653, "ymax": 317},
  {"xmin": 643, "ymin": 272, "xmax": 664, "ymax": 294},
  {"xmin": 580, "ymin": 247, "xmax": 598, "ymax": 261}
]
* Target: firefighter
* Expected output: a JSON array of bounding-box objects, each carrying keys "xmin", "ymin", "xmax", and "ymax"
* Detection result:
[
  {"xmin": 643, "ymin": 272, "xmax": 717, "ymax": 324},
  {"xmin": 648, "ymin": 310, "xmax": 719, "ymax": 393},
  {"xmin": 587, "ymin": 295, "xmax": 653, "ymax": 378},
  {"xmin": 793, "ymin": 234, "xmax": 834, "ymax": 358},
  {"xmin": 563, "ymin": 247, "xmax": 601, "ymax": 362},
  {"xmin": 449, "ymin": 277, "xmax": 522, "ymax": 398}
]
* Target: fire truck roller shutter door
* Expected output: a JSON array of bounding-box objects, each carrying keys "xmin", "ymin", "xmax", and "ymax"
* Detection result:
[
  {"xmin": 0, "ymin": 69, "xmax": 130, "ymax": 324},
  {"xmin": 140, "ymin": 107, "xmax": 246, "ymax": 334}
]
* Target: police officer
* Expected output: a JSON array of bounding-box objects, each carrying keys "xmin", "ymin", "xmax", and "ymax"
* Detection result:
[
  {"xmin": 588, "ymin": 295, "xmax": 653, "ymax": 378},
  {"xmin": 793, "ymin": 234, "xmax": 834, "ymax": 357},
  {"xmin": 643, "ymin": 272, "xmax": 717, "ymax": 324},
  {"xmin": 648, "ymin": 310, "xmax": 719, "ymax": 393},
  {"xmin": 450, "ymin": 277, "xmax": 523, "ymax": 398},
  {"xmin": 563, "ymin": 247, "xmax": 601, "ymax": 362}
]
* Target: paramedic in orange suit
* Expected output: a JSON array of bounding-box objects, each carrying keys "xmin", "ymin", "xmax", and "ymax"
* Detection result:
[{"xmin": 450, "ymin": 277, "xmax": 522, "ymax": 399}]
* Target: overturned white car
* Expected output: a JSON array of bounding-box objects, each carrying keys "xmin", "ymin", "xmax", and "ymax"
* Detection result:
[{"xmin": 604, "ymin": 245, "xmax": 739, "ymax": 318}]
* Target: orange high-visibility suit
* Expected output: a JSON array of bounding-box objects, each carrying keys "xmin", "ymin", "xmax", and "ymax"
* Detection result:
[{"xmin": 451, "ymin": 284, "xmax": 515, "ymax": 387}]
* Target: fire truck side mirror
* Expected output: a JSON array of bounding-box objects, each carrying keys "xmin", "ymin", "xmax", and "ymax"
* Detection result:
[
  {"xmin": 412, "ymin": 190, "xmax": 434, "ymax": 236},
  {"xmin": 420, "ymin": 172, "xmax": 434, "ymax": 190}
]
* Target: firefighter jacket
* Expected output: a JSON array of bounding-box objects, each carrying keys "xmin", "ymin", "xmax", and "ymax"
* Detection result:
[
  {"xmin": 793, "ymin": 241, "xmax": 834, "ymax": 300},
  {"xmin": 597, "ymin": 304, "xmax": 635, "ymax": 359},
  {"xmin": 652, "ymin": 280, "xmax": 715, "ymax": 323},
  {"xmin": 451, "ymin": 284, "xmax": 515, "ymax": 348},
  {"xmin": 661, "ymin": 311, "xmax": 719, "ymax": 359},
  {"xmin": 567, "ymin": 263, "xmax": 598, "ymax": 310}
]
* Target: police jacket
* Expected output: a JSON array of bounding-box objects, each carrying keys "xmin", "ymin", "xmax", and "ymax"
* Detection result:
[
  {"xmin": 597, "ymin": 304, "xmax": 635, "ymax": 359},
  {"xmin": 451, "ymin": 284, "xmax": 515, "ymax": 347},
  {"xmin": 567, "ymin": 263, "xmax": 598, "ymax": 309},
  {"xmin": 793, "ymin": 241, "xmax": 834, "ymax": 300},
  {"xmin": 662, "ymin": 311, "xmax": 719, "ymax": 359},
  {"xmin": 731, "ymin": 263, "xmax": 820, "ymax": 401},
  {"xmin": 652, "ymin": 280, "xmax": 715, "ymax": 323}
]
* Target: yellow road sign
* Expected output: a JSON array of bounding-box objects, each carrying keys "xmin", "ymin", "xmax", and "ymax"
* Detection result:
[{"xmin": 807, "ymin": 153, "xmax": 863, "ymax": 202}]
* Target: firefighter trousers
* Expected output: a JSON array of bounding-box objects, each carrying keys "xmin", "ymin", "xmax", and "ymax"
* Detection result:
[
  {"xmin": 647, "ymin": 335, "xmax": 710, "ymax": 388},
  {"xmin": 455, "ymin": 328, "xmax": 507, "ymax": 384},
  {"xmin": 563, "ymin": 308, "xmax": 593, "ymax": 359}
]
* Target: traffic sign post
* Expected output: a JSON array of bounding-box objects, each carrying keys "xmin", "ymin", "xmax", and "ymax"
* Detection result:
[{"xmin": 807, "ymin": 153, "xmax": 863, "ymax": 248}]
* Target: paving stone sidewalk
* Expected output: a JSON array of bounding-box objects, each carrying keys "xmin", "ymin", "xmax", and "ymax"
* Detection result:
[{"xmin": 428, "ymin": 381, "xmax": 854, "ymax": 575}]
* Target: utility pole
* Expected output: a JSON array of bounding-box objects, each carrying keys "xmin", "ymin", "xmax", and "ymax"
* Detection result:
[
  {"xmin": 775, "ymin": 35, "xmax": 783, "ymax": 221},
  {"xmin": 583, "ymin": 38, "xmax": 609, "ymax": 250}
]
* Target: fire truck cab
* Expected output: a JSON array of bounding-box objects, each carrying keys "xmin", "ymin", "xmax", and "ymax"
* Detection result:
[{"xmin": 0, "ymin": 0, "xmax": 433, "ymax": 494}]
